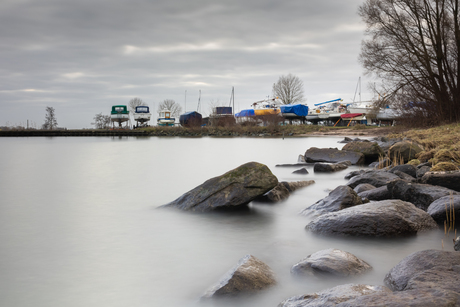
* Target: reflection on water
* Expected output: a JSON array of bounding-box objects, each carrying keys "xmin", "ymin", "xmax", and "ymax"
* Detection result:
[{"xmin": 0, "ymin": 136, "xmax": 450, "ymax": 307}]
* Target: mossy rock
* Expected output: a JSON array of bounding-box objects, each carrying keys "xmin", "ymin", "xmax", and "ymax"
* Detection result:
[
  {"xmin": 389, "ymin": 141, "xmax": 423, "ymax": 163},
  {"xmin": 430, "ymin": 162, "xmax": 460, "ymax": 172},
  {"xmin": 407, "ymin": 159, "xmax": 421, "ymax": 166}
]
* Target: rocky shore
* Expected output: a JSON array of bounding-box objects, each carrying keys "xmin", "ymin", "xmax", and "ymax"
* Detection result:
[{"xmin": 161, "ymin": 131, "xmax": 460, "ymax": 306}]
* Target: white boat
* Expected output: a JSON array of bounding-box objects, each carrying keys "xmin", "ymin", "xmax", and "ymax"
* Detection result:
[
  {"xmin": 158, "ymin": 109, "xmax": 175, "ymax": 126},
  {"xmin": 133, "ymin": 106, "xmax": 151, "ymax": 127},
  {"xmin": 110, "ymin": 105, "xmax": 130, "ymax": 128},
  {"xmin": 251, "ymin": 98, "xmax": 282, "ymax": 116}
]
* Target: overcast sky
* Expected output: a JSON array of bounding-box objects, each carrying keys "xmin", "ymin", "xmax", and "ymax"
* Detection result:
[{"xmin": 0, "ymin": 0, "xmax": 374, "ymax": 129}]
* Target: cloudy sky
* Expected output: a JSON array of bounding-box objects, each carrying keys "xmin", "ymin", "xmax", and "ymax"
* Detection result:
[{"xmin": 0, "ymin": 0, "xmax": 374, "ymax": 129}]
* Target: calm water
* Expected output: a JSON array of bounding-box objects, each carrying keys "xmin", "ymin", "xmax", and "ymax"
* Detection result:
[{"xmin": 0, "ymin": 136, "xmax": 450, "ymax": 307}]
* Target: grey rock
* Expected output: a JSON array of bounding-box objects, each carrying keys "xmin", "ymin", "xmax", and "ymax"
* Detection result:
[
  {"xmin": 260, "ymin": 180, "xmax": 315, "ymax": 203},
  {"xmin": 290, "ymin": 248, "xmax": 372, "ymax": 277},
  {"xmin": 298, "ymin": 155, "xmax": 306, "ymax": 163},
  {"xmin": 426, "ymin": 195, "xmax": 460, "ymax": 224},
  {"xmin": 416, "ymin": 165, "xmax": 431, "ymax": 179},
  {"xmin": 384, "ymin": 249, "xmax": 460, "ymax": 292},
  {"xmin": 304, "ymin": 147, "xmax": 365, "ymax": 165},
  {"xmin": 389, "ymin": 164, "xmax": 417, "ymax": 178},
  {"xmin": 293, "ymin": 168, "xmax": 309, "ymax": 174},
  {"xmin": 342, "ymin": 141, "xmax": 385, "ymax": 164},
  {"xmin": 421, "ymin": 171, "xmax": 460, "ymax": 192},
  {"xmin": 202, "ymin": 254, "xmax": 276, "ymax": 298},
  {"xmin": 314, "ymin": 162, "xmax": 348, "ymax": 173},
  {"xmin": 282, "ymin": 180, "xmax": 315, "ymax": 192},
  {"xmin": 392, "ymin": 170, "xmax": 416, "ymax": 182},
  {"xmin": 357, "ymin": 186, "xmax": 391, "ymax": 201},
  {"xmin": 339, "ymin": 136, "xmax": 354, "ymax": 143},
  {"xmin": 306, "ymin": 200, "xmax": 438, "ymax": 237},
  {"xmin": 346, "ymin": 170, "xmax": 400, "ymax": 189},
  {"xmin": 369, "ymin": 158, "xmax": 392, "ymax": 169},
  {"xmin": 301, "ymin": 185, "xmax": 362, "ymax": 215},
  {"xmin": 161, "ymin": 162, "xmax": 278, "ymax": 212},
  {"xmin": 344, "ymin": 169, "xmax": 369, "ymax": 180},
  {"xmin": 278, "ymin": 284, "xmax": 390, "ymax": 307},
  {"xmin": 353, "ymin": 183, "xmax": 376, "ymax": 194},
  {"xmin": 387, "ymin": 179, "xmax": 460, "ymax": 211}
]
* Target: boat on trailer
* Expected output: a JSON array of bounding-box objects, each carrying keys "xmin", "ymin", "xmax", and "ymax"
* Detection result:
[
  {"xmin": 157, "ymin": 109, "xmax": 175, "ymax": 126},
  {"xmin": 111, "ymin": 105, "xmax": 130, "ymax": 128},
  {"xmin": 133, "ymin": 106, "xmax": 151, "ymax": 127}
]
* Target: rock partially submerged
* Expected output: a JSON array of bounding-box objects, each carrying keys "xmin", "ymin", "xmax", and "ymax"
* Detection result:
[
  {"xmin": 161, "ymin": 162, "xmax": 278, "ymax": 212},
  {"xmin": 301, "ymin": 185, "xmax": 362, "ymax": 215},
  {"xmin": 306, "ymin": 200, "xmax": 437, "ymax": 237},
  {"xmin": 290, "ymin": 248, "xmax": 372, "ymax": 277},
  {"xmin": 341, "ymin": 141, "xmax": 385, "ymax": 164},
  {"xmin": 202, "ymin": 255, "xmax": 276, "ymax": 299},
  {"xmin": 304, "ymin": 147, "xmax": 365, "ymax": 165},
  {"xmin": 313, "ymin": 162, "xmax": 349, "ymax": 173},
  {"xmin": 258, "ymin": 180, "xmax": 315, "ymax": 203},
  {"xmin": 278, "ymin": 284, "xmax": 390, "ymax": 307}
]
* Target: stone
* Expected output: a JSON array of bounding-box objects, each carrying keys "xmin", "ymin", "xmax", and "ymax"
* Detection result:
[
  {"xmin": 384, "ymin": 249, "xmax": 460, "ymax": 292},
  {"xmin": 421, "ymin": 171, "xmax": 460, "ymax": 192},
  {"xmin": 342, "ymin": 141, "xmax": 385, "ymax": 164},
  {"xmin": 278, "ymin": 284, "xmax": 390, "ymax": 307},
  {"xmin": 388, "ymin": 141, "xmax": 423, "ymax": 163},
  {"xmin": 313, "ymin": 162, "xmax": 348, "ymax": 172},
  {"xmin": 455, "ymin": 237, "xmax": 460, "ymax": 251},
  {"xmin": 298, "ymin": 154, "xmax": 306, "ymax": 163},
  {"xmin": 306, "ymin": 200, "xmax": 438, "ymax": 237},
  {"xmin": 353, "ymin": 183, "xmax": 376, "ymax": 194},
  {"xmin": 346, "ymin": 170, "xmax": 400, "ymax": 189},
  {"xmin": 281, "ymin": 180, "xmax": 315, "ymax": 192},
  {"xmin": 392, "ymin": 170, "xmax": 416, "ymax": 182},
  {"xmin": 258, "ymin": 183, "xmax": 290, "ymax": 202},
  {"xmin": 416, "ymin": 165, "xmax": 431, "ymax": 180},
  {"xmin": 387, "ymin": 179, "xmax": 459, "ymax": 211},
  {"xmin": 301, "ymin": 185, "xmax": 362, "ymax": 215},
  {"xmin": 388, "ymin": 164, "xmax": 417, "ymax": 178},
  {"xmin": 304, "ymin": 147, "xmax": 365, "ymax": 165},
  {"xmin": 357, "ymin": 185, "xmax": 391, "ymax": 201},
  {"xmin": 202, "ymin": 254, "xmax": 276, "ymax": 298},
  {"xmin": 344, "ymin": 169, "xmax": 369, "ymax": 180},
  {"xmin": 161, "ymin": 162, "xmax": 278, "ymax": 212},
  {"xmin": 426, "ymin": 195, "xmax": 460, "ymax": 224},
  {"xmin": 292, "ymin": 168, "xmax": 309, "ymax": 174},
  {"xmin": 290, "ymin": 248, "xmax": 372, "ymax": 277}
]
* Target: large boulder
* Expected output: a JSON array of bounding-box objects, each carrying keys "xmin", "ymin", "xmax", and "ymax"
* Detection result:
[
  {"xmin": 313, "ymin": 162, "xmax": 349, "ymax": 173},
  {"xmin": 421, "ymin": 171, "xmax": 460, "ymax": 192},
  {"xmin": 341, "ymin": 141, "xmax": 385, "ymax": 164},
  {"xmin": 384, "ymin": 250, "xmax": 460, "ymax": 293},
  {"xmin": 388, "ymin": 141, "xmax": 423, "ymax": 163},
  {"xmin": 304, "ymin": 147, "xmax": 365, "ymax": 165},
  {"xmin": 306, "ymin": 200, "xmax": 438, "ymax": 237},
  {"xmin": 278, "ymin": 284, "xmax": 390, "ymax": 307},
  {"xmin": 392, "ymin": 170, "xmax": 416, "ymax": 182},
  {"xmin": 427, "ymin": 195, "xmax": 460, "ymax": 224},
  {"xmin": 301, "ymin": 185, "xmax": 362, "ymax": 215},
  {"xmin": 346, "ymin": 170, "xmax": 400, "ymax": 189},
  {"xmin": 387, "ymin": 179, "xmax": 460, "ymax": 211},
  {"xmin": 416, "ymin": 165, "xmax": 432, "ymax": 180},
  {"xmin": 202, "ymin": 255, "xmax": 276, "ymax": 298},
  {"xmin": 290, "ymin": 248, "xmax": 372, "ymax": 277},
  {"xmin": 161, "ymin": 162, "xmax": 278, "ymax": 212},
  {"xmin": 353, "ymin": 183, "xmax": 376, "ymax": 194}
]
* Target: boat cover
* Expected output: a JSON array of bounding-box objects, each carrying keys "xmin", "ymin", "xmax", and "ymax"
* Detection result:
[
  {"xmin": 235, "ymin": 109, "xmax": 255, "ymax": 117},
  {"xmin": 179, "ymin": 111, "xmax": 202, "ymax": 126},
  {"xmin": 280, "ymin": 104, "xmax": 309, "ymax": 116},
  {"xmin": 341, "ymin": 113, "xmax": 363, "ymax": 118}
]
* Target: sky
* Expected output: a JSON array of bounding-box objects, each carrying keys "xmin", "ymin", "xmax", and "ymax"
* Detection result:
[{"xmin": 0, "ymin": 0, "xmax": 375, "ymax": 129}]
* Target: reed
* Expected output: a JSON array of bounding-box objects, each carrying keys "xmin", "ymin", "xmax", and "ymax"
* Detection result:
[{"xmin": 443, "ymin": 192, "xmax": 457, "ymax": 249}]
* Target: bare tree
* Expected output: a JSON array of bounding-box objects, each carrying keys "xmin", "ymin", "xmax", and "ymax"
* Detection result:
[
  {"xmin": 157, "ymin": 99, "xmax": 183, "ymax": 118},
  {"xmin": 359, "ymin": 0, "xmax": 460, "ymax": 125},
  {"xmin": 272, "ymin": 74, "xmax": 305, "ymax": 105},
  {"xmin": 91, "ymin": 113, "xmax": 111, "ymax": 129},
  {"xmin": 128, "ymin": 97, "xmax": 147, "ymax": 113},
  {"xmin": 42, "ymin": 106, "xmax": 58, "ymax": 130}
]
